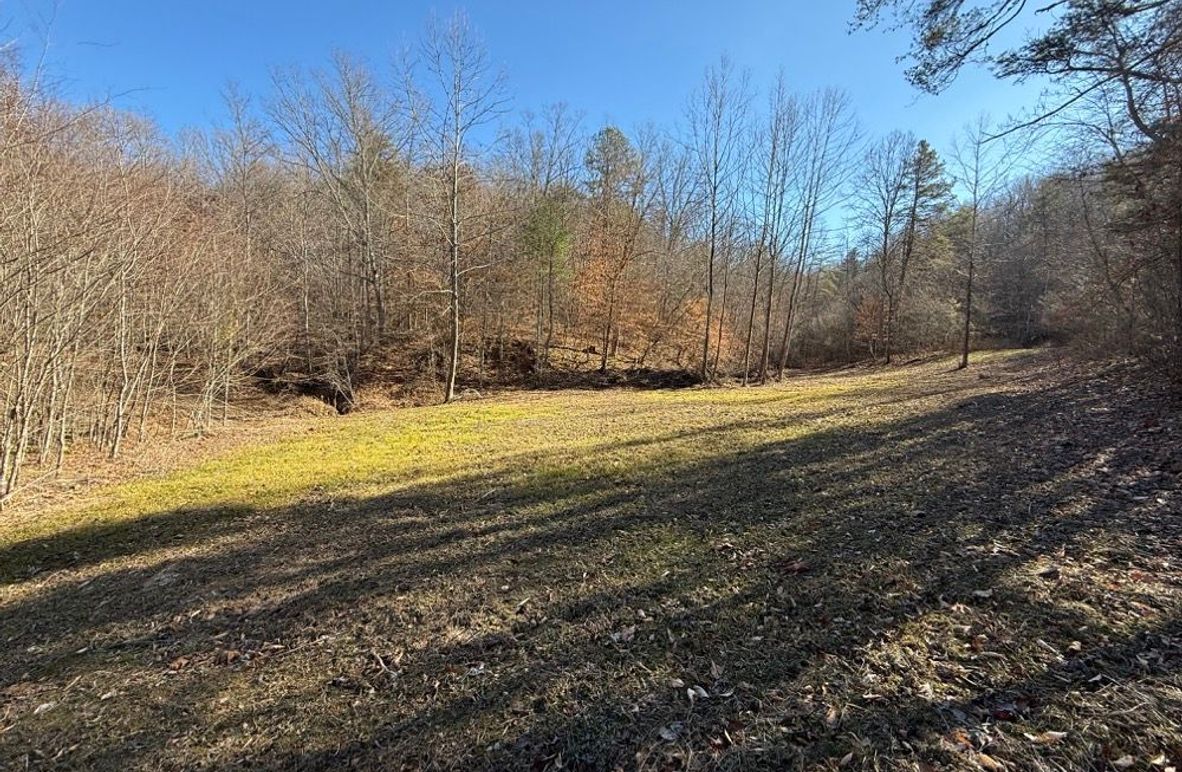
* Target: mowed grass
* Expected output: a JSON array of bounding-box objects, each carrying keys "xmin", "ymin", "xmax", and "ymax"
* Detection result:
[
  {"xmin": 0, "ymin": 357, "xmax": 950, "ymax": 553},
  {"xmin": 2, "ymin": 350, "xmax": 1180, "ymax": 771}
]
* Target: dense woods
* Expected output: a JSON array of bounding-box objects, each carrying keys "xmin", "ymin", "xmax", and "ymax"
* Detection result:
[{"xmin": 2, "ymin": 3, "xmax": 1180, "ymax": 502}]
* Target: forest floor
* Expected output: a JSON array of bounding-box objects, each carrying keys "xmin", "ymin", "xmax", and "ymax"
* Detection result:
[{"xmin": 1, "ymin": 349, "xmax": 1180, "ymax": 771}]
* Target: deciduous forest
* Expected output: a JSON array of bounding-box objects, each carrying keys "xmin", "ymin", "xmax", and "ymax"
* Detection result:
[{"xmin": 1, "ymin": 2, "xmax": 1180, "ymax": 770}]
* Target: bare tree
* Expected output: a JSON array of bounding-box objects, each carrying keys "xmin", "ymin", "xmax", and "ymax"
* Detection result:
[
  {"xmin": 949, "ymin": 113, "xmax": 1020, "ymax": 368},
  {"xmin": 774, "ymin": 88, "xmax": 859, "ymax": 379},
  {"xmin": 688, "ymin": 56, "xmax": 749, "ymax": 381},
  {"xmin": 857, "ymin": 131, "xmax": 913, "ymax": 361},
  {"xmin": 643, "ymin": 136, "xmax": 701, "ymax": 366},
  {"xmin": 269, "ymin": 54, "xmax": 413, "ymax": 356},
  {"xmin": 421, "ymin": 11, "xmax": 509, "ymax": 402},
  {"xmin": 743, "ymin": 74, "xmax": 796, "ymax": 384}
]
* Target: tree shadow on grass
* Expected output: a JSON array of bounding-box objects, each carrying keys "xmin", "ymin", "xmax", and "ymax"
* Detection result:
[
  {"xmin": 1, "ymin": 365, "xmax": 1179, "ymax": 770},
  {"xmin": 0, "ymin": 369, "xmax": 994, "ymax": 587}
]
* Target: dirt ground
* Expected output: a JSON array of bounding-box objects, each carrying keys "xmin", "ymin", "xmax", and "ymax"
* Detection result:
[{"xmin": 1, "ymin": 350, "xmax": 1179, "ymax": 770}]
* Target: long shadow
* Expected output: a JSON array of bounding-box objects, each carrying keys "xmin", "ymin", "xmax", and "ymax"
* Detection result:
[
  {"xmin": 0, "ymin": 371, "xmax": 990, "ymax": 586},
  {"xmin": 1, "ymin": 364, "xmax": 1178, "ymax": 770}
]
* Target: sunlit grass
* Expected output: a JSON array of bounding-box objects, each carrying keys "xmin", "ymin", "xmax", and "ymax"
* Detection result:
[{"xmin": 2, "ymin": 351, "xmax": 1029, "ymax": 551}]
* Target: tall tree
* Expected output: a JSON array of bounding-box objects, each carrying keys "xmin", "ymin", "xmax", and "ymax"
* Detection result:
[
  {"xmin": 774, "ymin": 88, "xmax": 859, "ymax": 379},
  {"xmin": 269, "ymin": 54, "xmax": 411, "ymax": 353},
  {"xmin": 950, "ymin": 114, "xmax": 1020, "ymax": 368},
  {"xmin": 688, "ymin": 57, "xmax": 749, "ymax": 381},
  {"xmin": 421, "ymin": 11, "xmax": 508, "ymax": 402},
  {"xmin": 887, "ymin": 138, "xmax": 951, "ymax": 362},
  {"xmin": 744, "ymin": 74, "xmax": 797, "ymax": 384},
  {"xmin": 857, "ymin": 131, "xmax": 913, "ymax": 361}
]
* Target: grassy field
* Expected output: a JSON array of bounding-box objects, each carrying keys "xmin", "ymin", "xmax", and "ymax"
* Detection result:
[{"xmin": 2, "ymin": 351, "xmax": 1180, "ymax": 770}]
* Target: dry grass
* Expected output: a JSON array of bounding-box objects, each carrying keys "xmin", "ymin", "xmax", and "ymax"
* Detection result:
[{"xmin": 1, "ymin": 350, "xmax": 1179, "ymax": 770}]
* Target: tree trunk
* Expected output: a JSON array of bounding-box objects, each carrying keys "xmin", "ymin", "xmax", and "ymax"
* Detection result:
[
  {"xmin": 711, "ymin": 259, "xmax": 730, "ymax": 376},
  {"xmin": 543, "ymin": 248, "xmax": 556, "ymax": 368},
  {"xmin": 444, "ymin": 149, "xmax": 461, "ymax": 403},
  {"xmin": 701, "ymin": 228, "xmax": 715, "ymax": 380},
  {"xmin": 758, "ymin": 256, "xmax": 776, "ymax": 383},
  {"xmin": 958, "ymin": 209, "xmax": 978, "ymax": 370},
  {"xmin": 742, "ymin": 245, "xmax": 764, "ymax": 385}
]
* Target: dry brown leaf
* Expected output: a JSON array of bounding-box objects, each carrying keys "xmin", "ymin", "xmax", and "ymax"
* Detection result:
[
  {"xmin": 943, "ymin": 727, "xmax": 973, "ymax": 753},
  {"xmin": 778, "ymin": 558, "xmax": 809, "ymax": 575}
]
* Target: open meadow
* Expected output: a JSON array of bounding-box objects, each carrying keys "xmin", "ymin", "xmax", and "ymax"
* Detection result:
[{"xmin": 2, "ymin": 351, "xmax": 1179, "ymax": 770}]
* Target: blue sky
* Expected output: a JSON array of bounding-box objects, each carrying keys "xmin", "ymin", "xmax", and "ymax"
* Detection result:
[{"xmin": 12, "ymin": 0, "xmax": 1047, "ymax": 157}]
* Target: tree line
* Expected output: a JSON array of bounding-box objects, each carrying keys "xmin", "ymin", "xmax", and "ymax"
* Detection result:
[{"xmin": 2, "ymin": 5, "xmax": 1179, "ymax": 502}]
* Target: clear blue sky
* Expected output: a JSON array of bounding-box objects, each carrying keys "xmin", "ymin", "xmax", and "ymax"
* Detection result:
[{"xmin": 13, "ymin": 0, "xmax": 1045, "ymax": 158}]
